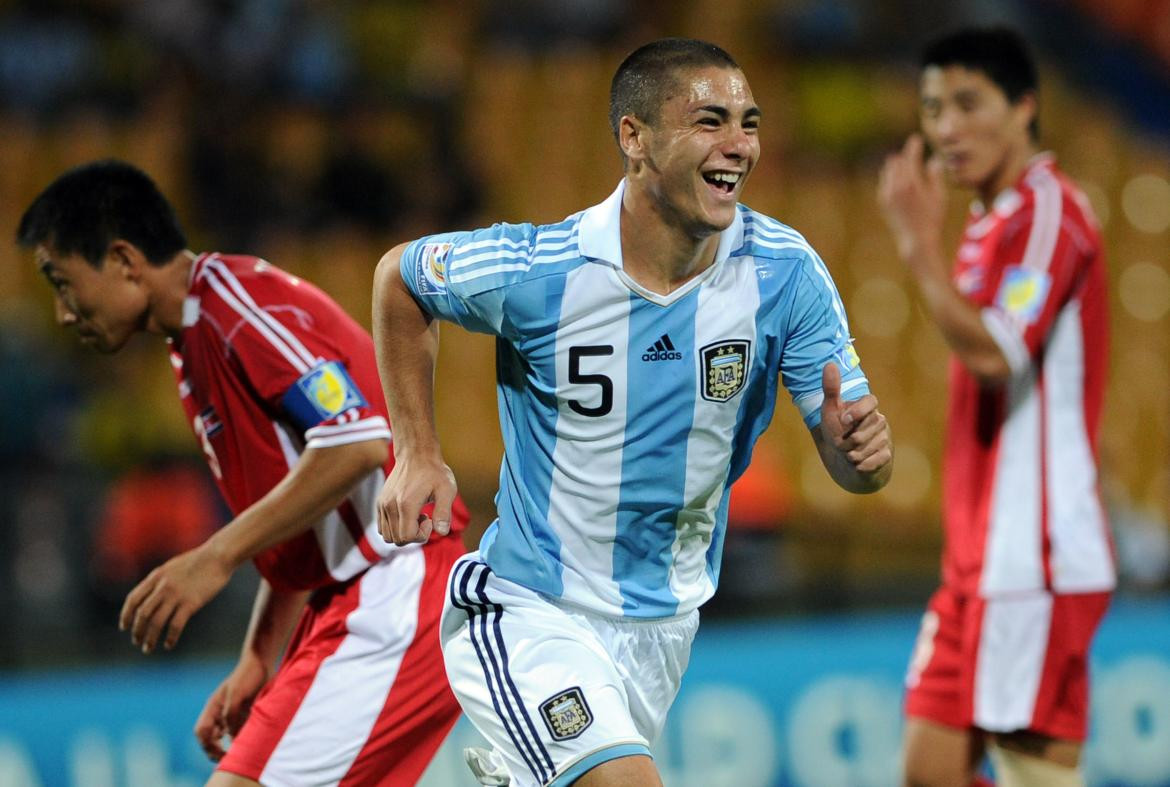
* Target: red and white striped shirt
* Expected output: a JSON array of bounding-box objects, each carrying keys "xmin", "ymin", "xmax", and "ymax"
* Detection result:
[
  {"xmin": 170, "ymin": 253, "xmax": 463, "ymax": 591},
  {"xmin": 944, "ymin": 154, "xmax": 1115, "ymax": 597}
]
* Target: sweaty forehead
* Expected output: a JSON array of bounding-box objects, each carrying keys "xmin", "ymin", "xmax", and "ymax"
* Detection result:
[{"xmin": 673, "ymin": 66, "xmax": 755, "ymax": 109}]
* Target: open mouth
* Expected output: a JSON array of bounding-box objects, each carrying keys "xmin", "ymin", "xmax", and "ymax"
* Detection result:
[
  {"xmin": 703, "ymin": 171, "xmax": 740, "ymax": 195},
  {"xmin": 944, "ymin": 153, "xmax": 968, "ymax": 171}
]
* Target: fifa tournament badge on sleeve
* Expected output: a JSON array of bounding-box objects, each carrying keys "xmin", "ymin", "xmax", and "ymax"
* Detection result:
[
  {"xmin": 417, "ymin": 242, "xmax": 452, "ymax": 295},
  {"xmin": 834, "ymin": 340, "xmax": 861, "ymax": 371}
]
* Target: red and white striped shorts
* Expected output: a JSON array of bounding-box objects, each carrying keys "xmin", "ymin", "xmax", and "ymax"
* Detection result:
[
  {"xmin": 218, "ymin": 535, "xmax": 465, "ymax": 785},
  {"xmin": 905, "ymin": 585, "xmax": 1110, "ymax": 741}
]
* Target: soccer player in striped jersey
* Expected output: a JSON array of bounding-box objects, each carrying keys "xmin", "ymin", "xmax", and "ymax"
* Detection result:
[
  {"xmin": 18, "ymin": 160, "xmax": 468, "ymax": 786},
  {"xmin": 373, "ymin": 38, "xmax": 893, "ymax": 787},
  {"xmin": 878, "ymin": 28, "xmax": 1113, "ymax": 787}
]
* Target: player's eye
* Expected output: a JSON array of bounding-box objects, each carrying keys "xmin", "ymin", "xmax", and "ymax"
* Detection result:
[{"xmin": 697, "ymin": 116, "xmax": 721, "ymax": 127}]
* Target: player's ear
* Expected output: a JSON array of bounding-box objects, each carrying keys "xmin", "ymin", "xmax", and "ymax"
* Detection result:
[
  {"xmin": 1013, "ymin": 91, "xmax": 1037, "ymax": 137},
  {"xmin": 619, "ymin": 115, "xmax": 649, "ymax": 166},
  {"xmin": 107, "ymin": 239, "xmax": 147, "ymax": 282}
]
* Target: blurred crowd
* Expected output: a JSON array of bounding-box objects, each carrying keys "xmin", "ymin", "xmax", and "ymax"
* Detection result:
[{"xmin": 1, "ymin": 0, "xmax": 1169, "ymax": 668}]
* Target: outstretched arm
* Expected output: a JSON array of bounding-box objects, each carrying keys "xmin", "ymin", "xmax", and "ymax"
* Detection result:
[
  {"xmin": 193, "ymin": 579, "xmax": 309, "ymax": 761},
  {"xmin": 120, "ymin": 437, "xmax": 387, "ymax": 653},
  {"xmin": 813, "ymin": 362, "xmax": 893, "ymax": 493},
  {"xmin": 372, "ymin": 243, "xmax": 458, "ymax": 546},
  {"xmin": 877, "ymin": 134, "xmax": 1011, "ymax": 383}
]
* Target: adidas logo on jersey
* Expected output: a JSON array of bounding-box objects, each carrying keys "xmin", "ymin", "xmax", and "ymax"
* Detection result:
[{"xmin": 642, "ymin": 334, "xmax": 682, "ymax": 361}]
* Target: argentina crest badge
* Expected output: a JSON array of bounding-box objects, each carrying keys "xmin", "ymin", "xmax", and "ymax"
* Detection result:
[
  {"xmin": 539, "ymin": 687, "xmax": 593, "ymax": 741},
  {"xmin": 700, "ymin": 339, "xmax": 751, "ymax": 402}
]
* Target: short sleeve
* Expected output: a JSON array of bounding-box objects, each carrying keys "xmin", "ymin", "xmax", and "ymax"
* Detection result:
[
  {"xmin": 399, "ymin": 228, "xmax": 520, "ymax": 337},
  {"xmin": 280, "ymin": 360, "xmax": 386, "ymax": 447},
  {"xmin": 780, "ymin": 254, "xmax": 870, "ymax": 429},
  {"xmin": 195, "ymin": 258, "xmax": 390, "ymax": 448},
  {"xmin": 980, "ymin": 193, "xmax": 1089, "ymax": 376}
]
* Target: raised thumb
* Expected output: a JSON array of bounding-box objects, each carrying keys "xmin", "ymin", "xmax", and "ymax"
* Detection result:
[{"xmin": 821, "ymin": 361, "xmax": 842, "ymax": 407}]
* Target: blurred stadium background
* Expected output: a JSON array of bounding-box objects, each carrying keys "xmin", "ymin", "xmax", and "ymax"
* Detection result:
[{"xmin": 1, "ymin": 1, "xmax": 1168, "ymax": 785}]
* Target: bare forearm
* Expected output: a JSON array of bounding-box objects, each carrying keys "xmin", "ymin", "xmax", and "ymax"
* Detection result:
[
  {"xmin": 372, "ymin": 245, "xmax": 443, "ymax": 454},
  {"xmin": 878, "ymin": 138, "xmax": 1011, "ymax": 383},
  {"xmin": 206, "ymin": 439, "xmax": 387, "ymax": 569},
  {"xmin": 240, "ymin": 579, "xmax": 310, "ymax": 669},
  {"xmin": 903, "ymin": 244, "xmax": 1011, "ymax": 382}
]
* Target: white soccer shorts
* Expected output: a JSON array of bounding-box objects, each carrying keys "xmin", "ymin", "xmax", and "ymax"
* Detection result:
[{"xmin": 441, "ymin": 553, "xmax": 699, "ymax": 787}]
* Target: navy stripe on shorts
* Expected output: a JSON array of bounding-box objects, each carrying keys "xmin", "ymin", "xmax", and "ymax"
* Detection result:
[{"xmin": 450, "ymin": 559, "xmax": 556, "ymax": 783}]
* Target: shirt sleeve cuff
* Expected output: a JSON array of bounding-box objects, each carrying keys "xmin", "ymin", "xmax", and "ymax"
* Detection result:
[
  {"xmin": 304, "ymin": 416, "xmax": 392, "ymax": 449},
  {"xmin": 981, "ymin": 307, "xmax": 1030, "ymax": 376},
  {"xmin": 796, "ymin": 377, "xmax": 869, "ymax": 429}
]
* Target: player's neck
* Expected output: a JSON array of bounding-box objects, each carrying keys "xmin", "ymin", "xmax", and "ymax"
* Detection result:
[
  {"xmin": 142, "ymin": 250, "xmax": 197, "ymax": 338},
  {"xmin": 978, "ymin": 141, "xmax": 1039, "ymax": 206},
  {"xmin": 619, "ymin": 195, "xmax": 720, "ymax": 296}
]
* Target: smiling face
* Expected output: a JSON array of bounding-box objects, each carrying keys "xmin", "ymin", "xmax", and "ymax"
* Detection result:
[
  {"xmin": 624, "ymin": 65, "xmax": 761, "ymax": 237},
  {"xmin": 36, "ymin": 244, "xmax": 149, "ymax": 353},
  {"xmin": 920, "ymin": 64, "xmax": 1035, "ymax": 199}
]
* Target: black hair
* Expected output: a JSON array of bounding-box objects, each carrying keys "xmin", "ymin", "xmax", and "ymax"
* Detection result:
[
  {"xmin": 921, "ymin": 27, "xmax": 1039, "ymax": 139},
  {"xmin": 609, "ymin": 38, "xmax": 740, "ymax": 145},
  {"xmin": 16, "ymin": 159, "xmax": 187, "ymax": 268}
]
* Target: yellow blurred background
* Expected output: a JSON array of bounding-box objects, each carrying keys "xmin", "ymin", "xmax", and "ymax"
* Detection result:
[{"xmin": 1, "ymin": 0, "xmax": 1167, "ymax": 664}]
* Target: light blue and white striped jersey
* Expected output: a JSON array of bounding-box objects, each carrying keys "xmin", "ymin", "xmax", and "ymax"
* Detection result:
[{"xmin": 401, "ymin": 180, "xmax": 869, "ymax": 618}]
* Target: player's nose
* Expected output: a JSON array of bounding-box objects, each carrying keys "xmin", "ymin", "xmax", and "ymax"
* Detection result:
[
  {"xmin": 933, "ymin": 107, "xmax": 962, "ymax": 141},
  {"xmin": 53, "ymin": 296, "xmax": 77, "ymax": 326},
  {"xmin": 722, "ymin": 124, "xmax": 755, "ymax": 159}
]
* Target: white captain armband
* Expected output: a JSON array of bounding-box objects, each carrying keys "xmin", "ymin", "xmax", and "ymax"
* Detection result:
[{"xmin": 281, "ymin": 360, "xmax": 368, "ymax": 432}]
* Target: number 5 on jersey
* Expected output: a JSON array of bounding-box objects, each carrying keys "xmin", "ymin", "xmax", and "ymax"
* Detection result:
[{"xmin": 567, "ymin": 345, "xmax": 614, "ymax": 417}]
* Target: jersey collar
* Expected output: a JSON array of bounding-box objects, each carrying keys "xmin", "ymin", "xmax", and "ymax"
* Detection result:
[
  {"xmin": 971, "ymin": 151, "xmax": 1056, "ymax": 218},
  {"xmin": 182, "ymin": 252, "xmax": 215, "ymax": 328},
  {"xmin": 577, "ymin": 178, "xmax": 745, "ymax": 269}
]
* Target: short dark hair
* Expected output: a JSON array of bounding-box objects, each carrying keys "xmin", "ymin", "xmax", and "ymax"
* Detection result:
[
  {"xmin": 609, "ymin": 38, "xmax": 740, "ymax": 144},
  {"xmin": 921, "ymin": 27, "xmax": 1039, "ymax": 139},
  {"xmin": 16, "ymin": 159, "xmax": 187, "ymax": 268}
]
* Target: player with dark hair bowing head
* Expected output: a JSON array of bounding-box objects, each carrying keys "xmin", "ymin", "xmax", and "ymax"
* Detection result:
[
  {"xmin": 374, "ymin": 37, "xmax": 893, "ymax": 787},
  {"xmin": 878, "ymin": 27, "xmax": 1113, "ymax": 787},
  {"xmin": 18, "ymin": 160, "xmax": 469, "ymax": 787}
]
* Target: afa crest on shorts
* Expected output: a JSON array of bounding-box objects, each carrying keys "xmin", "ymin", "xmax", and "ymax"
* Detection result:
[
  {"xmin": 700, "ymin": 340, "xmax": 751, "ymax": 402},
  {"xmin": 539, "ymin": 687, "xmax": 593, "ymax": 741}
]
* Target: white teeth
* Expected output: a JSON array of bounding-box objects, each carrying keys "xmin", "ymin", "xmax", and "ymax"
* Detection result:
[{"xmin": 708, "ymin": 172, "xmax": 740, "ymax": 184}]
